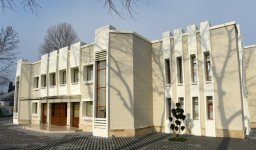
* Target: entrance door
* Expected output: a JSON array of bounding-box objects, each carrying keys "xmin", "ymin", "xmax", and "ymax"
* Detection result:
[
  {"xmin": 41, "ymin": 103, "xmax": 47, "ymax": 124},
  {"xmin": 72, "ymin": 102, "xmax": 80, "ymax": 127},
  {"xmin": 51, "ymin": 103, "xmax": 67, "ymax": 126}
]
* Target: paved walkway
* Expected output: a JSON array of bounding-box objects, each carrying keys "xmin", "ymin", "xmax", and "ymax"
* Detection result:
[{"xmin": 1, "ymin": 117, "xmax": 256, "ymax": 150}]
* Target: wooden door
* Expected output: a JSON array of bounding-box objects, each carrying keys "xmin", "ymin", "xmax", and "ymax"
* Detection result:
[
  {"xmin": 72, "ymin": 102, "xmax": 80, "ymax": 127},
  {"xmin": 51, "ymin": 103, "xmax": 67, "ymax": 126},
  {"xmin": 41, "ymin": 103, "xmax": 47, "ymax": 124}
]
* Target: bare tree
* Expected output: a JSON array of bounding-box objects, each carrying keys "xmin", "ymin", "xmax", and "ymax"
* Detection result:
[
  {"xmin": 1, "ymin": 0, "xmax": 138, "ymax": 16},
  {"xmin": 0, "ymin": 26, "xmax": 19, "ymax": 85},
  {"xmin": 0, "ymin": 0, "xmax": 40, "ymax": 13},
  {"xmin": 40, "ymin": 23, "xmax": 79, "ymax": 55},
  {"xmin": 104, "ymin": 0, "xmax": 136, "ymax": 17}
]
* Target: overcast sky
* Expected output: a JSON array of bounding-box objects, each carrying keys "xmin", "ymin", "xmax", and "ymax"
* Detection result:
[{"xmin": 1, "ymin": 0, "xmax": 256, "ymax": 83}]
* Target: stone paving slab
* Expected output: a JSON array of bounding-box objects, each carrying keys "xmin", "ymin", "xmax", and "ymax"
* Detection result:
[{"xmin": 0, "ymin": 117, "xmax": 256, "ymax": 150}]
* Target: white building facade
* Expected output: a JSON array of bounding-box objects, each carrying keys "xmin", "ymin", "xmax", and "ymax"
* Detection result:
[{"xmin": 13, "ymin": 21, "xmax": 254, "ymax": 139}]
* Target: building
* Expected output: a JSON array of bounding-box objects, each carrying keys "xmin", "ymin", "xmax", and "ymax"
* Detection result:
[
  {"xmin": 13, "ymin": 21, "xmax": 255, "ymax": 139},
  {"xmin": 0, "ymin": 91, "xmax": 14, "ymax": 116}
]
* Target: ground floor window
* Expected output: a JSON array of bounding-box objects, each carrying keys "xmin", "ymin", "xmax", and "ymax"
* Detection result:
[
  {"xmin": 73, "ymin": 103, "xmax": 80, "ymax": 118},
  {"xmin": 192, "ymin": 97, "xmax": 199, "ymax": 120},
  {"xmin": 207, "ymin": 96, "xmax": 213, "ymax": 120},
  {"xmin": 82, "ymin": 101, "xmax": 93, "ymax": 117},
  {"xmin": 166, "ymin": 98, "xmax": 172, "ymax": 117}
]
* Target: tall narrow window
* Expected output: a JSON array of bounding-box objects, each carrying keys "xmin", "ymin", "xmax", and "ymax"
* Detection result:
[
  {"xmin": 59, "ymin": 70, "xmax": 66, "ymax": 84},
  {"xmin": 177, "ymin": 57, "xmax": 183, "ymax": 84},
  {"xmin": 71, "ymin": 67, "xmax": 79, "ymax": 83},
  {"xmin": 165, "ymin": 59, "xmax": 171, "ymax": 84},
  {"xmin": 82, "ymin": 101, "xmax": 93, "ymax": 117},
  {"xmin": 206, "ymin": 96, "xmax": 213, "ymax": 120},
  {"xmin": 84, "ymin": 65, "xmax": 93, "ymax": 82},
  {"xmin": 193, "ymin": 97, "xmax": 199, "ymax": 120},
  {"xmin": 204, "ymin": 52, "xmax": 212, "ymax": 81},
  {"xmin": 167, "ymin": 98, "xmax": 172, "ymax": 117},
  {"xmin": 178, "ymin": 97, "xmax": 184, "ymax": 109},
  {"xmin": 96, "ymin": 60, "xmax": 106, "ymax": 118},
  {"xmin": 191, "ymin": 55, "xmax": 198, "ymax": 83},
  {"xmin": 41, "ymin": 74, "xmax": 47, "ymax": 87},
  {"xmin": 50, "ymin": 73, "xmax": 56, "ymax": 86},
  {"xmin": 86, "ymin": 101, "xmax": 93, "ymax": 117},
  {"xmin": 33, "ymin": 76, "xmax": 39, "ymax": 88}
]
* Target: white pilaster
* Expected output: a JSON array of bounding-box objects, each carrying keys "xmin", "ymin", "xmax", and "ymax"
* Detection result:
[
  {"xmin": 187, "ymin": 24, "xmax": 201, "ymax": 136},
  {"xmin": 67, "ymin": 102, "xmax": 71, "ymax": 128},
  {"xmin": 173, "ymin": 28, "xmax": 185, "ymax": 99},
  {"xmin": 162, "ymin": 31, "xmax": 173, "ymax": 133},
  {"xmin": 47, "ymin": 103, "xmax": 51, "ymax": 125},
  {"xmin": 200, "ymin": 21, "xmax": 216, "ymax": 137}
]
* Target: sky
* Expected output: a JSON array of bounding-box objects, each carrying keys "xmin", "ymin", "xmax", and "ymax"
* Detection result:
[{"xmin": 1, "ymin": 0, "xmax": 256, "ymax": 86}]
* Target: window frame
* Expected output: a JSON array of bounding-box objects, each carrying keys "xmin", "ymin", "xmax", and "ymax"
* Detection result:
[
  {"xmin": 96, "ymin": 60, "xmax": 106, "ymax": 118},
  {"xmin": 206, "ymin": 96, "xmax": 213, "ymax": 120},
  {"xmin": 82, "ymin": 101, "xmax": 93, "ymax": 118},
  {"xmin": 204, "ymin": 52, "xmax": 212, "ymax": 82},
  {"xmin": 49, "ymin": 72, "xmax": 56, "ymax": 87},
  {"xmin": 190, "ymin": 54, "xmax": 198, "ymax": 83},
  {"xmin": 41, "ymin": 74, "xmax": 47, "ymax": 88},
  {"xmin": 71, "ymin": 67, "xmax": 79, "ymax": 83},
  {"xmin": 165, "ymin": 59, "xmax": 171, "ymax": 85},
  {"xmin": 192, "ymin": 97, "xmax": 199, "ymax": 120},
  {"xmin": 59, "ymin": 69, "xmax": 67, "ymax": 85},
  {"xmin": 33, "ymin": 76, "xmax": 40, "ymax": 89},
  {"xmin": 166, "ymin": 98, "xmax": 172, "ymax": 118},
  {"xmin": 176, "ymin": 56, "xmax": 183, "ymax": 85},
  {"xmin": 83, "ymin": 64, "xmax": 94, "ymax": 84}
]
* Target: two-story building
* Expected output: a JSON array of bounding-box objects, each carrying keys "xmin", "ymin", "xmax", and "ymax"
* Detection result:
[{"xmin": 13, "ymin": 21, "xmax": 256, "ymax": 139}]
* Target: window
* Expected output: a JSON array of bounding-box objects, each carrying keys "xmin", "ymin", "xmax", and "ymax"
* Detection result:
[
  {"xmin": 96, "ymin": 60, "xmax": 106, "ymax": 118},
  {"xmin": 73, "ymin": 102, "xmax": 80, "ymax": 118},
  {"xmin": 176, "ymin": 57, "xmax": 183, "ymax": 84},
  {"xmin": 41, "ymin": 74, "xmax": 47, "ymax": 87},
  {"xmin": 167, "ymin": 98, "xmax": 172, "ymax": 117},
  {"xmin": 49, "ymin": 73, "xmax": 56, "ymax": 86},
  {"xmin": 33, "ymin": 76, "xmax": 39, "ymax": 88},
  {"xmin": 59, "ymin": 70, "xmax": 66, "ymax": 84},
  {"xmin": 207, "ymin": 96, "xmax": 213, "ymax": 120},
  {"xmin": 71, "ymin": 67, "xmax": 79, "ymax": 83},
  {"xmin": 178, "ymin": 97, "xmax": 184, "ymax": 109},
  {"xmin": 191, "ymin": 55, "xmax": 198, "ymax": 83},
  {"xmin": 84, "ymin": 65, "xmax": 93, "ymax": 82},
  {"xmin": 204, "ymin": 52, "xmax": 212, "ymax": 81},
  {"xmin": 83, "ymin": 101, "xmax": 93, "ymax": 117},
  {"xmin": 165, "ymin": 59, "xmax": 171, "ymax": 84},
  {"xmin": 32, "ymin": 103, "xmax": 38, "ymax": 114},
  {"xmin": 192, "ymin": 97, "xmax": 199, "ymax": 120}
]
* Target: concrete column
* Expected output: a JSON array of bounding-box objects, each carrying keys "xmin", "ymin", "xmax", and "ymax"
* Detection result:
[
  {"xmin": 47, "ymin": 103, "xmax": 51, "ymax": 126},
  {"xmin": 67, "ymin": 102, "xmax": 71, "ymax": 128}
]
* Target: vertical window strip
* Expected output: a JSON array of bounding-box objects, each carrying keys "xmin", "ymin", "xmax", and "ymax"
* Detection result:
[
  {"xmin": 191, "ymin": 55, "xmax": 198, "ymax": 83},
  {"xmin": 177, "ymin": 57, "xmax": 183, "ymax": 84},
  {"xmin": 204, "ymin": 52, "xmax": 212, "ymax": 81},
  {"xmin": 165, "ymin": 59, "xmax": 171, "ymax": 84},
  {"xmin": 192, "ymin": 97, "xmax": 199, "ymax": 120}
]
